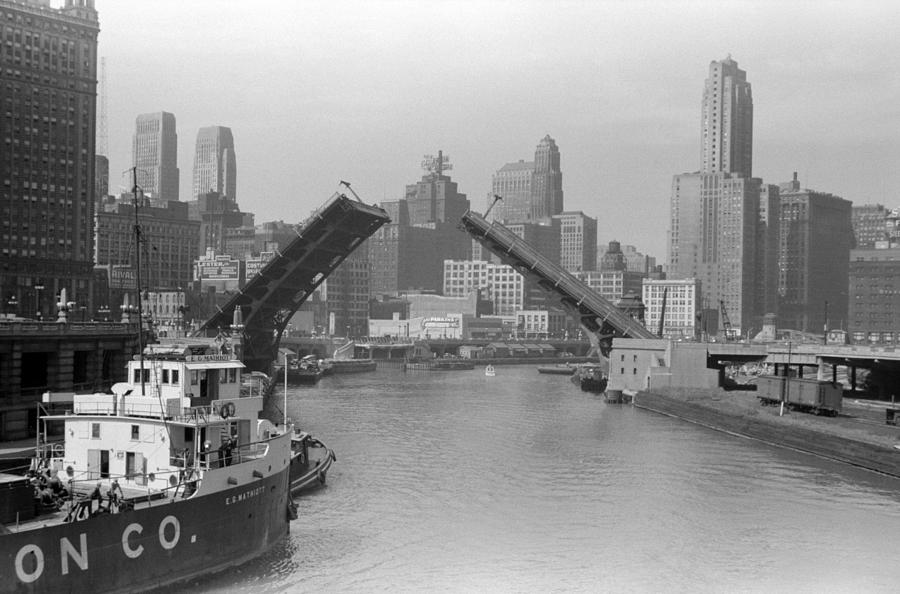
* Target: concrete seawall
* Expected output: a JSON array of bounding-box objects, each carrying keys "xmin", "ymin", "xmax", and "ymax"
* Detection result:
[{"xmin": 633, "ymin": 391, "xmax": 900, "ymax": 478}]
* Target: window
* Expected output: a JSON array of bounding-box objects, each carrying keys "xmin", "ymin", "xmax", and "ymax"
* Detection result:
[
  {"xmin": 91, "ymin": 422, "xmax": 100, "ymax": 439},
  {"xmin": 131, "ymin": 425, "xmax": 139, "ymax": 440},
  {"xmin": 172, "ymin": 370, "xmax": 179, "ymax": 385},
  {"xmin": 162, "ymin": 369, "xmax": 169, "ymax": 383},
  {"xmin": 191, "ymin": 370, "xmax": 198, "ymax": 385}
]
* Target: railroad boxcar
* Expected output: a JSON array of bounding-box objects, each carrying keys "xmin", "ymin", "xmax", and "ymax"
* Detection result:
[{"xmin": 756, "ymin": 375, "xmax": 842, "ymax": 416}]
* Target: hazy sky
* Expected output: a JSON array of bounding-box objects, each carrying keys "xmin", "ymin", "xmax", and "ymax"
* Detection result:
[{"xmin": 95, "ymin": 0, "xmax": 900, "ymax": 259}]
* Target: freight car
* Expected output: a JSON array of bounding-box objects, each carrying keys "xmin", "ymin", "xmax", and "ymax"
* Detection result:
[{"xmin": 756, "ymin": 375, "xmax": 843, "ymax": 416}]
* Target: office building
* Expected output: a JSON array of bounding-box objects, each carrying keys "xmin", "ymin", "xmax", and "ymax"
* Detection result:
[
  {"xmin": 0, "ymin": 0, "xmax": 99, "ymax": 316},
  {"xmin": 487, "ymin": 135, "xmax": 564, "ymax": 223},
  {"xmin": 642, "ymin": 278, "xmax": 701, "ymax": 340},
  {"xmin": 192, "ymin": 126, "xmax": 236, "ymax": 200},
  {"xmin": 702, "ymin": 55, "xmax": 753, "ymax": 177},
  {"xmin": 489, "ymin": 160, "xmax": 533, "ymax": 223},
  {"xmin": 443, "ymin": 260, "xmax": 524, "ymax": 316},
  {"xmin": 532, "ymin": 135, "xmax": 564, "ymax": 219},
  {"xmin": 777, "ymin": 173, "xmax": 853, "ymax": 333},
  {"xmin": 848, "ymin": 247, "xmax": 900, "ymax": 344},
  {"xmin": 852, "ymin": 204, "xmax": 888, "ymax": 249},
  {"xmin": 669, "ymin": 172, "xmax": 777, "ymax": 335},
  {"xmin": 191, "ymin": 191, "xmax": 255, "ymax": 259},
  {"xmin": 369, "ymin": 153, "xmax": 471, "ymax": 296},
  {"xmin": 323, "ymin": 245, "xmax": 370, "ymax": 337},
  {"xmin": 622, "ymin": 245, "xmax": 656, "ymax": 275},
  {"xmin": 668, "ymin": 57, "xmax": 778, "ymax": 335},
  {"xmin": 132, "ymin": 111, "xmax": 179, "ymax": 201},
  {"xmin": 95, "ymin": 198, "xmax": 199, "ymax": 292},
  {"xmin": 368, "ymin": 199, "xmax": 439, "ymax": 296},
  {"xmin": 552, "ymin": 211, "xmax": 596, "ymax": 272},
  {"xmin": 574, "ymin": 270, "xmax": 644, "ymax": 305}
]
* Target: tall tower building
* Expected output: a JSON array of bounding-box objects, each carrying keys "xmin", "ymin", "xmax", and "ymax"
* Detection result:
[
  {"xmin": 192, "ymin": 126, "xmax": 236, "ymax": 201},
  {"xmin": 0, "ymin": 0, "xmax": 99, "ymax": 315},
  {"xmin": 701, "ymin": 56, "xmax": 753, "ymax": 177},
  {"xmin": 531, "ymin": 135, "xmax": 564, "ymax": 219},
  {"xmin": 668, "ymin": 56, "xmax": 778, "ymax": 335},
  {"xmin": 132, "ymin": 112, "xmax": 179, "ymax": 201}
]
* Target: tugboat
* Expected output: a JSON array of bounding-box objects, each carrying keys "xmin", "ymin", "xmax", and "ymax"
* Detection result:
[
  {"xmin": 571, "ymin": 363, "xmax": 608, "ymax": 393},
  {"xmin": 285, "ymin": 355, "xmax": 325, "ymax": 385},
  {"xmin": 0, "ymin": 338, "xmax": 294, "ymax": 593}
]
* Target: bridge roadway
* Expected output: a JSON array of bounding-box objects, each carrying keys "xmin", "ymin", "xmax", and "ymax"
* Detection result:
[
  {"xmin": 200, "ymin": 192, "xmax": 390, "ymax": 372},
  {"xmin": 279, "ymin": 336, "xmax": 595, "ymax": 359},
  {"xmin": 459, "ymin": 210, "xmax": 655, "ymax": 357}
]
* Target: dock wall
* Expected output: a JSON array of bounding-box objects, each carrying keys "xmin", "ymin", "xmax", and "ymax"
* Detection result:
[{"xmin": 633, "ymin": 391, "xmax": 900, "ymax": 478}]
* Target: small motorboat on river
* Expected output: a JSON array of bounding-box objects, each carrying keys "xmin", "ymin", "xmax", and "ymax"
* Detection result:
[
  {"xmin": 286, "ymin": 355, "xmax": 325, "ymax": 384},
  {"xmin": 537, "ymin": 363, "xmax": 577, "ymax": 376}
]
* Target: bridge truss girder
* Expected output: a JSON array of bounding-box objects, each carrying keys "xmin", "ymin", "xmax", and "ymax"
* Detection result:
[
  {"xmin": 200, "ymin": 193, "xmax": 390, "ymax": 372},
  {"xmin": 459, "ymin": 210, "xmax": 655, "ymax": 358}
]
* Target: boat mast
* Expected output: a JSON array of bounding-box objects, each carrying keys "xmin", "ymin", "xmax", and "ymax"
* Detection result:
[{"xmin": 132, "ymin": 167, "xmax": 146, "ymax": 394}]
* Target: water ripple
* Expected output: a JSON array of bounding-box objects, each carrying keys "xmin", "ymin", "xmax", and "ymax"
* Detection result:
[{"xmin": 191, "ymin": 368, "xmax": 900, "ymax": 593}]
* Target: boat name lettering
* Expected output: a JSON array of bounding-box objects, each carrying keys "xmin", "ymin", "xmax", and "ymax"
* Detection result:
[
  {"xmin": 226, "ymin": 485, "xmax": 265, "ymax": 505},
  {"xmin": 186, "ymin": 354, "xmax": 232, "ymax": 362},
  {"xmin": 13, "ymin": 515, "xmax": 181, "ymax": 585}
]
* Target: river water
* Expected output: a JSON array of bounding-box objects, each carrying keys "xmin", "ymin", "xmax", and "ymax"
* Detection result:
[{"xmin": 190, "ymin": 366, "xmax": 900, "ymax": 593}]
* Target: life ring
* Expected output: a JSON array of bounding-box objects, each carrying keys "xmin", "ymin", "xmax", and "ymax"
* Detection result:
[
  {"xmin": 317, "ymin": 470, "xmax": 326, "ymax": 485},
  {"xmin": 220, "ymin": 402, "xmax": 236, "ymax": 419}
]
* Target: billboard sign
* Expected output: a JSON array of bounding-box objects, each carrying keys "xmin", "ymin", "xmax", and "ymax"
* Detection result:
[
  {"xmin": 110, "ymin": 265, "xmax": 137, "ymax": 290},
  {"xmin": 245, "ymin": 251, "xmax": 275, "ymax": 280},
  {"xmin": 196, "ymin": 256, "xmax": 240, "ymax": 281}
]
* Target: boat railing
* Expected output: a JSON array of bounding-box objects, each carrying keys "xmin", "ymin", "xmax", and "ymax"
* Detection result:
[{"xmin": 165, "ymin": 404, "xmax": 219, "ymax": 424}]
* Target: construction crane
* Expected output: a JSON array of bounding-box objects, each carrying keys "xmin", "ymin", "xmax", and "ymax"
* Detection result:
[{"xmin": 719, "ymin": 300, "xmax": 735, "ymax": 341}]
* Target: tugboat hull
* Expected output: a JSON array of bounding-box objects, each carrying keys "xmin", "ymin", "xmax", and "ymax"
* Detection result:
[{"xmin": 1, "ymin": 465, "xmax": 290, "ymax": 593}]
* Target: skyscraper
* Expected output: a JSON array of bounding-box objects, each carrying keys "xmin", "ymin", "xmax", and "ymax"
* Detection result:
[
  {"xmin": 192, "ymin": 126, "xmax": 236, "ymax": 201},
  {"xmin": 132, "ymin": 112, "xmax": 179, "ymax": 201},
  {"xmin": 668, "ymin": 57, "xmax": 776, "ymax": 335},
  {"xmin": 776, "ymin": 173, "xmax": 853, "ymax": 333},
  {"xmin": 531, "ymin": 135, "xmax": 564, "ymax": 219},
  {"xmin": 488, "ymin": 160, "xmax": 533, "ymax": 223},
  {"xmin": 553, "ymin": 211, "xmax": 597, "ymax": 272},
  {"xmin": 0, "ymin": 0, "xmax": 99, "ymax": 315},
  {"xmin": 701, "ymin": 56, "xmax": 753, "ymax": 177},
  {"xmin": 669, "ymin": 172, "xmax": 777, "ymax": 334},
  {"xmin": 488, "ymin": 135, "xmax": 564, "ymax": 223}
]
